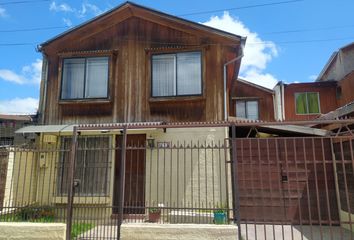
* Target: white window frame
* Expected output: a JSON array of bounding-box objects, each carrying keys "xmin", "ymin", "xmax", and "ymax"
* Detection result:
[
  {"xmin": 60, "ymin": 56, "xmax": 109, "ymax": 100},
  {"xmin": 235, "ymin": 99, "xmax": 259, "ymax": 120},
  {"xmin": 294, "ymin": 92, "xmax": 321, "ymax": 115},
  {"xmin": 151, "ymin": 51, "xmax": 202, "ymax": 97}
]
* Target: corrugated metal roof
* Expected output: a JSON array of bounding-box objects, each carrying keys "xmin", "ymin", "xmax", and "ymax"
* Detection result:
[
  {"xmin": 15, "ymin": 122, "xmax": 163, "ymax": 134},
  {"xmin": 15, "ymin": 120, "xmax": 333, "ymax": 137},
  {"xmin": 317, "ymin": 100, "xmax": 354, "ymax": 120}
]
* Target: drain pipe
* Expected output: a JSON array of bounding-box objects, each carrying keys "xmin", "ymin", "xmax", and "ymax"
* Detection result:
[{"xmin": 224, "ymin": 44, "xmax": 245, "ymax": 121}]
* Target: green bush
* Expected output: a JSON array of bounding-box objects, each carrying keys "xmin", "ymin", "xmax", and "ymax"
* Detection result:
[{"xmin": 18, "ymin": 205, "xmax": 55, "ymax": 222}]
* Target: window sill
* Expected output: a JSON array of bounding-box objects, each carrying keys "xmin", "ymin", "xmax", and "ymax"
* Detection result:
[
  {"xmin": 59, "ymin": 99, "xmax": 111, "ymax": 105},
  {"xmin": 295, "ymin": 113, "xmax": 321, "ymax": 115},
  {"xmin": 149, "ymin": 96, "xmax": 205, "ymax": 103},
  {"xmin": 53, "ymin": 196, "xmax": 111, "ymax": 205}
]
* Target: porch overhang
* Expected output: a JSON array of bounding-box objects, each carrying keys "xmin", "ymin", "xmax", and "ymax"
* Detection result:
[{"xmin": 15, "ymin": 122, "xmax": 162, "ymax": 135}]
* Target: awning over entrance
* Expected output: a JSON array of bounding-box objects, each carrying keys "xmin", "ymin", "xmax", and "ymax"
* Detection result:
[{"xmin": 15, "ymin": 123, "xmax": 162, "ymax": 134}]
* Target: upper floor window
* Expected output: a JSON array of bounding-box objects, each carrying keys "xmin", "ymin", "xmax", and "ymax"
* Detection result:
[
  {"xmin": 295, "ymin": 92, "xmax": 320, "ymax": 114},
  {"xmin": 61, "ymin": 57, "xmax": 109, "ymax": 100},
  {"xmin": 236, "ymin": 100, "xmax": 259, "ymax": 120},
  {"xmin": 152, "ymin": 51, "xmax": 202, "ymax": 97}
]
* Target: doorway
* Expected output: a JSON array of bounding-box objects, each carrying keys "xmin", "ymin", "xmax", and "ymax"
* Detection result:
[{"xmin": 113, "ymin": 134, "xmax": 146, "ymax": 215}]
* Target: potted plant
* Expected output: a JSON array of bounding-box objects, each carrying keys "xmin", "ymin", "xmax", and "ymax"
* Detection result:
[
  {"xmin": 148, "ymin": 207, "xmax": 161, "ymax": 223},
  {"xmin": 213, "ymin": 207, "xmax": 227, "ymax": 224}
]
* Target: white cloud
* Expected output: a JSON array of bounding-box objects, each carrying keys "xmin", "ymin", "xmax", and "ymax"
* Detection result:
[
  {"xmin": 309, "ymin": 75, "xmax": 318, "ymax": 81},
  {"xmin": 63, "ymin": 17, "xmax": 72, "ymax": 27},
  {"xmin": 0, "ymin": 7, "xmax": 7, "ymax": 18},
  {"xmin": 0, "ymin": 59, "xmax": 42, "ymax": 85},
  {"xmin": 50, "ymin": 1, "xmax": 103, "ymax": 18},
  {"xmin": 50, "ymin": 1, "xmax": 74, "ymax": 12},
  {"xmin": 78, "ymin": 3, "xmax": 103, "ymax": 17},
  {"xmin": 0, "ymin": 97, "xmax": 38, "ymax": 114},
  {"xmin": 202, "ymin": 12, "xmax": 279, "ymax": 89},
  {"xmin": 242, "ymin": 69, "xmax": 278, "ymax": 89}
]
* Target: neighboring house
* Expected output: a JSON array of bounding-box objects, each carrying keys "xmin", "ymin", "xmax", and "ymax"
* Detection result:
[
  {"xmin": 317, "ymin": 41, "xmax": 354, "ymax": 82},
  {"xmin": 316, "ymin": 42, "xmax": 354, "ymax": 120},
  {"xmin": 0, "ymin": 114, "xmax": 33, "ymax": 146},
  {"xmin": 274, "ymin": 81, "xmax": 338, "ymax": 121},
  {"xmin": 15, "ymin": 2, "xmax": 245, "ymax": 221},
  {"xmin": 229, "ymin": 78, "xmax": 275, "ymax": 121}
]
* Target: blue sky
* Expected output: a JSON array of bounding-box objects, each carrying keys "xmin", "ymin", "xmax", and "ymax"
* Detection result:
[{"xmin": 0, "ymin": 0, "xmax": 354, "ymax": 114}]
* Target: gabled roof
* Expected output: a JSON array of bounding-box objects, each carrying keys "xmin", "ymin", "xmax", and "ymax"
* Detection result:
[
  {"xmin": 316, "ymin": 41, "xmax": 354, "ymax": 81},
  {"xmin": 236, "ymin": 78, "xmax": 274, "ymax": 94},
  {"xmin": 39, "ymin": 1, "xmax": 244, "ymax": 49}
]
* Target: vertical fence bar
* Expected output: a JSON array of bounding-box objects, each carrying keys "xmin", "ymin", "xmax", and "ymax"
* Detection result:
[
  {"xmin": 330, "ymin": 137, "xmax": 344, "ymax": 240},
  {"xmin": 231, "ymin": 124, "xmax": 242, "ymax": 240},
  {"xmin": 117, "ymin": 127, "xmax": 127, "ymax": 240},
  {"xmin": 66, "ymin": 126, "xmax": 79, "ymax": 240}
]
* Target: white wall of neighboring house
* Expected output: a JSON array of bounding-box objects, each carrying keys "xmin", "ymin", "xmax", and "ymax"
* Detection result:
[{"xmin": 1, "ymin": 149, "xmax": 14, "ymax": 213}]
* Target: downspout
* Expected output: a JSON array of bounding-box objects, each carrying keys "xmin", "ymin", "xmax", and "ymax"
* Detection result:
[
  {"xmin": 37, "ymin": 47, "xmax": 49, "ymax": 125},
  {"xmin": 281, "ymin": 82, "xmax": 285, "ymax": 121},
  {"xmin": 224, "ymin": 40, "xmax": 245, "ymax": 121},
  {"xmin": 272, "ymin": 92, "xmax": 276, "ymax": 121}
]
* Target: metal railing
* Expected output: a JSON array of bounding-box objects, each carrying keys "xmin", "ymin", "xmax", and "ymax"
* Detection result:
[{"xmin": 0, "ymin": 120, "xmax": 353, "ymax": 240}]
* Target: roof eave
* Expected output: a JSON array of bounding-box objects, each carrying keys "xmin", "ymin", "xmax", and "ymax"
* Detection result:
[{"xmin": 38, "ymin": 1, "xmax": 243, "ymax": 50}]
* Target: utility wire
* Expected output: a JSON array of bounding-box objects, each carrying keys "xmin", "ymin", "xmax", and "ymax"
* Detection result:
[
  {"xmin": 0, "ymin": 0, "xmax": 50, "ymax": 6},
  {"xmin": 178, "ymin": 0, "xmax": 304, "ymax": 16},
  {"xmin": 261, "ymin": 24, "xmax": 354, "ymax": 35},
  {"xmin": 1, "ymin": 36, "xmax": 353, "ymax": 47},
  {"xmin": 0, "ymin": 26, "xmax": 67, "ymax": 33}
]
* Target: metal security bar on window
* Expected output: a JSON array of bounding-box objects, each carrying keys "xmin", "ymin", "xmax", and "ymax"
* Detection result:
[{"xmin": 56, "ymin": 136, "xmax": 111, "ymax": 196}]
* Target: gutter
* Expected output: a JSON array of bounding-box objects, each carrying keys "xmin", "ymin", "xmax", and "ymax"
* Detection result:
[{"xmin": 224, "ymin": 39, "xmax": 245, "ymax": 121}]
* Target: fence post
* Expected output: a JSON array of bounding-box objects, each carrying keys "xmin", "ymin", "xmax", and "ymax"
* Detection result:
[
  {"xmin": 230, "ymin": 124, "xmax": 242, "ymax": 240},
  {"xmin": 66, "ymin": 126, "xmax": 79, "ymax": 240},
  {"xmin": 117, "ymin": 126, "xmax": 127, "ymax": 240}
]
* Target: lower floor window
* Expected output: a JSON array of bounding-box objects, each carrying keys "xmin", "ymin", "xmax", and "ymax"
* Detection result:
[
  {"xmin": 236, "ymin": 100, "xmax": 259, "ymax": 120},
  {"xmin": 57, "ymin": 136, "xmax": 111, "ymax": 196}
]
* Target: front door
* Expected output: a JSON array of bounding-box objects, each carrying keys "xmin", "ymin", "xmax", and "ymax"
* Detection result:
[{"xmin": 113, "ymin": 134, "xmax": 146, "ymax": 215}]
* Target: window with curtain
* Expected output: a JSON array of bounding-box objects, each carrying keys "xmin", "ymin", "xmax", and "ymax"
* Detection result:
[
  {"xmin": 152, "ymin": 52, "xmax": 202, "ymax": 97},
  {"xmin": 236, "ymin": 100, "xmax": 259, "ymax": 120},
  {"xmin": 61, "ymin": 57, "xmax": 109, "ymax": 100},
  {"xmin": 295, "ymin": 92, "xmax": 320, "ymax": 114},
  {"xmin": 56, "ymin": 136, "xmax": 111, "ymax": 196}
]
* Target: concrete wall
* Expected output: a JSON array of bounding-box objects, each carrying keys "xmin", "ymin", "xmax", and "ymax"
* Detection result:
[
  {"xmin": 13, "ymin": 150, "xmax": 38, "ymax": 207},
  {"xmin": 340, "ymin": 210, "xmax": 354, "ymax": 232},
  {"xmin": 145, "ymin": 127, "xmax": 229, "ymax": 209},
  {"xmin": 0, "ymin": 222, "xmax": 66, "ymax": 240}
]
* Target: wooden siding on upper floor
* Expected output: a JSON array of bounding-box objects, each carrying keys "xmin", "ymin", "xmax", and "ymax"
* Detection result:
[
  {"xmin": 283, "ymin": 82, "xmax": 338, "ymax": 121},
  {"xmin": 41, "ymin": 16, "xmax": 240, "ymax": 125},
  {"xmin": 230, "ymin": 80, "xmax": 275, "ymax": 121},
  {"xmin": 337, "ymin": 71, "xmax": 354, "ymax": 107}
]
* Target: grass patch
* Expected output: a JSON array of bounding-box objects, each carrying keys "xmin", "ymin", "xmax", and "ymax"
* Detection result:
[
  {"xmin": 0, "ymin": 206, "xmax": 94, "ymax": 238},
  {"xmin": 71, "ymin": 223, "xmax": 95, "ymax": 239},
  {"xmin": 0, "ymin": 206, "xmax": 55, "ymax": 223}
]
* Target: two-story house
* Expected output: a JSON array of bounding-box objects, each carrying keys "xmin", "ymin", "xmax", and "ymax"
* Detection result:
[{"xmin": 15, "ymin": 2, "xmax": 245, "ymax": 221}]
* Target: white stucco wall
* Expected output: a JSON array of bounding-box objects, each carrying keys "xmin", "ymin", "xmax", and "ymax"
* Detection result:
[
  {"xmin": 0, "ymin": 222, "xmax": 66, "ymax": 240},
  {"xmin": 145, "ymin": 127, "xmax": 230, "ymax": 209}
]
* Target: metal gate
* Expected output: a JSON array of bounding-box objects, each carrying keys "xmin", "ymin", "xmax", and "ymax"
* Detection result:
[{"xmin": 234, "ymin": 135, "xmax": 354, "ymax": 240}]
